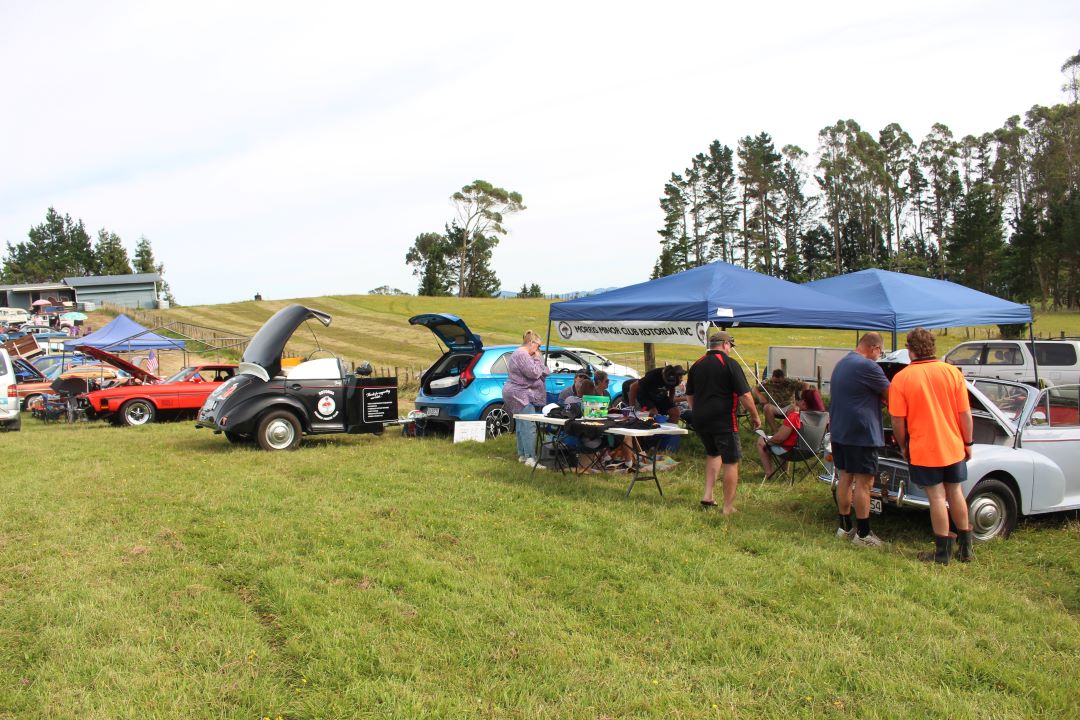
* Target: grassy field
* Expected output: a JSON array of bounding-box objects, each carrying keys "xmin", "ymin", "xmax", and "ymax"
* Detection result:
[{"xmin": 1, "ymin": 417, "xmax": 1077, "ymax": 719}]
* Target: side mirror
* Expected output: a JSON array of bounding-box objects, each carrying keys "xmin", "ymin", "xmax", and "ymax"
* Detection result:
[{"xmin": 357, "ymin": 362, "xmax": 373, "ymax": 377}]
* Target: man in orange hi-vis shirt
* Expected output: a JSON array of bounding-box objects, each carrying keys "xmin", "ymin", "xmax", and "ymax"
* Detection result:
[{"xmin": 889, "ymin": 328, "xmax": 976, "ymax": 565}]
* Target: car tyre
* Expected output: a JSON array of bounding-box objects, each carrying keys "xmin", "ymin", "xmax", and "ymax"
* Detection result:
[
  {"xmin": 256, "ymin": 410, "xmax": 302, "ymax": 451},
  {"xmin": 22, "ymin": 394, "xmax": 42, "ymax": 412},
  {"xmin": 120, "ymin": 399, "xmax": 156, "ymax": 426},
  {"xmin": 482, "ymin": 403, "xmax": 514, "ymax": 437},
  {"xmin": 967, "ymin": 478, "xmax": 1018, "ymax": 541}
]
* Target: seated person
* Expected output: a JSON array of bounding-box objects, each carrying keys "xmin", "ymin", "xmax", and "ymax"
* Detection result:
[
  {"xmin": 593, "ymin": 369, "xmax": 609, "ymax": 397},
  {"xmin": 562, "ymin": 380, "xmax": 607, "ymax": 471},
  {"xmin": 558, "ymin": 371, "xmax": 592, "ymax": 405},
  {"xmin": 752, "ymin": 369, "xmax": 806, "ymax": 431},
  {"xmin": 757, "ymin": 388, "xmax": 817, "ymax": 476},
  {"xmin": 628, "ymin": 364, "xmax": 685, "ymax": 422}
]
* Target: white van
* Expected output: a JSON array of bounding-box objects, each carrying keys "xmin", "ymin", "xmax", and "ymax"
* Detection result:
[
  {"xmin": 0, "ymin": 307, "xmax": 31, "ymax": 325},
  {"xmin": 0, "ymin": 348, "xmax": 21, "ymax": 431},
  {"xmin": 943, "ymin": 339, "xmax": 1080, "ymax": 386}
]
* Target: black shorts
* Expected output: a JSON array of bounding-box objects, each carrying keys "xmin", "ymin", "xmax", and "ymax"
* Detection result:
[
  {"xmin": 832, "ymin": 442, "xmax": 879, "ymax": 475},
  {"xmin": 699, "ymin": 431, "xmax": 741, "ymax": 463},
  {"xmin": 909, "ymin": 460, "xmax": 967, "ymax": 487}
]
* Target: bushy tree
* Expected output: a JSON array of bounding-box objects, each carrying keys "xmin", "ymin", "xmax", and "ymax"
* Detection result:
[
  {"xmin": 94, "ymin": 229, "xmax": 133, "ymax": 275},
  {"xmin": 2, "ymin": 207, "xmax": 95, "ymax": 282},
  {"xmin": 405, "ymin": 230, "xmax": 454, "ymax": 296},
  {"xmin": 517, "ymin": 283, "xmax": 542, "ymax": 298}
]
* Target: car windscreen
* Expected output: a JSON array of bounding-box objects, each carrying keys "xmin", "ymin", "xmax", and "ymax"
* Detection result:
[
  {"xmin": 971, "ymin": 380, "xmax": 1031, "ymax": 423},
  {"xmin": 163, "ymin": 368, "xmax": 193, "ymax": 383}
]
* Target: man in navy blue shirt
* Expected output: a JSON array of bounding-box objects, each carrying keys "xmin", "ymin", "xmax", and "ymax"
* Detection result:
[{"xmin": 829, "ymin": 333, "xmax": 889, "ymax": 546}]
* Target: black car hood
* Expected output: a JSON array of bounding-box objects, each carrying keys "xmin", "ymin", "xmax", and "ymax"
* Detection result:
[{"xmin": 243, "ymin": 305, "xmax": 332, "ymax": 377}]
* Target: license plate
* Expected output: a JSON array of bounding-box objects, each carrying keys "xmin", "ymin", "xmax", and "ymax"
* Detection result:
[
  {"xmin": 423, "ymin": 407, "xmax": 440, "ymax": 417},
  {"xmin": 870, "ymin": 498, "xmax": 883, "ymax": 515}
]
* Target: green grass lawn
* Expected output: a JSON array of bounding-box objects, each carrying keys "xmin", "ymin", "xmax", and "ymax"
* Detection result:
[{"xmin": 1, "ymin": 418, "xmax": 1077, "ymax": 719}]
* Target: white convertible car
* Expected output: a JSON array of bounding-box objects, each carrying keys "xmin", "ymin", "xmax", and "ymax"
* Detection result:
[{"xmin": 822, "ymin": 373, "xmax": 1080, "ymax": 540}]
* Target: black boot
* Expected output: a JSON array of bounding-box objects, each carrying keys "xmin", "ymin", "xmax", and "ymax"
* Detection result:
[
  {"xmin": 917, "ymin": 533, "xmax": 954, "ymax": 565},
  {"xmin": 956, "ymin": 528, "xmax": 974, "ymax": 563}
]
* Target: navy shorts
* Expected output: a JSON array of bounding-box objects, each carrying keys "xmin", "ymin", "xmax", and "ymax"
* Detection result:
[
  {"xmin": 909, "ymin": 460, "xmax": 968, "ymax": 487},
  {"xmin": 700, "ymin": 431, "xmax": 741, "ymax": 463},
  {"xmin": 832, "ymin": 442, "xmax": 879, "ymax": 475}
]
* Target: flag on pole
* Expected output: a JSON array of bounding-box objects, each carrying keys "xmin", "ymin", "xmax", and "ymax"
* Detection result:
[{"xmin": 145, "ymin": 350, "xmax": 158, "ymax": 373}]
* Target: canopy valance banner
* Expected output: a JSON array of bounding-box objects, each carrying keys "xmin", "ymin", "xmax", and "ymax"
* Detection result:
[{"xmin": 554, "ymin": 320, "xmax": 709, "ymax": 346}]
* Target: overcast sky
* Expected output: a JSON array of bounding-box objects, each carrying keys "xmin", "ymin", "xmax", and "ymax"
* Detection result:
[{"xmin": 1, "ymin": 1, "xmax": 1077, "ymax": 306}]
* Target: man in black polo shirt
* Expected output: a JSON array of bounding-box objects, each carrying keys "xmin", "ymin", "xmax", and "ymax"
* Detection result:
[{"xmin": 686, "ymin": 331, "xmax": 760, "ymax": 513}]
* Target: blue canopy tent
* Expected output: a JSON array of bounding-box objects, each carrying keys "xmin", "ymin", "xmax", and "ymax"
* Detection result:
[
  {"xmin": 549, "ymin": 261, "xmax": 890, "ymax": 330},
  {"xmin": 63, "ymin": 314, "xmax": 186, "ymax": 352},
  {"xmin": 804, "ymin": 269, "xmax": 1032, "ymax": 332}
]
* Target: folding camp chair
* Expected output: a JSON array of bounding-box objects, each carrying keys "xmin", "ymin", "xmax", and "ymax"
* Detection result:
[{"xmin": 764, "ymin": 411, "xmax": 829, "ymax": 484}]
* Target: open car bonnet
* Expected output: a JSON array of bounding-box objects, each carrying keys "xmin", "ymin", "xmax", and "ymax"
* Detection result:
[
  {"xmin": 408, "ymin": 313, "xmax": 483, "ymax": 353},
  {"xmin": 75, "ymin": 345, "xmax": 162, "ymax": 384},
  {"xmin": 243, "ymin": 304, "xmax": 332, "ymax": 378}
]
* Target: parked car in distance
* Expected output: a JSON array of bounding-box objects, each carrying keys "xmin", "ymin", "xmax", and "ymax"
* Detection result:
[
  {"xmin": 560, "ymin": 347, "xmax": 640, "ymax": 379},
  {"xmin": 408, "ymin": 313, "xmax": 633, "ymax": 436},
  {"xmin": 0, "ymin": 307, "xmax": 31, "ymax": 326},
  {"xmin": 197, "ymin": 304, "xmax": 397, "ymax": 451},
  {"xmin": 77, "ymin": 346, "xmax": 237, "ymax": 426},
  {"xmin": 944, "ymin": 339, "xmax": 1080, "ymax": 387},
  {"xmin": 0, "ymin": 348, "xmax": 21, "ymax": 431},
  {"xmin": 821, "ymin": 354, "xmax": 1080, "ymax": 540},
  {"xmin": 31, "ymin": 353, "xmax": 97, "ymax": 376},
  {"xmin": 16, "ymin": 363, "xmax": 129, "ymax": 410}
]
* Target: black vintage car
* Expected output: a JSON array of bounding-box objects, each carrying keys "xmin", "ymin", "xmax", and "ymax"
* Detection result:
[{"xmin": 196, "ymin": 304, "xmax": 397, "ymax": 450}]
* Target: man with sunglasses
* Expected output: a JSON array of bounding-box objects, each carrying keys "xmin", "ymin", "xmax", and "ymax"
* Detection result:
[{"xmin": 829, "ymin": 332, "xmax": 889, "ymax": 547}]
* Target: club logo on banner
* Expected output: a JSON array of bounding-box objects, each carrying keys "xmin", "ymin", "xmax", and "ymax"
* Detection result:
[{"xmin": 555, "ymin": 320, "xmax": 712, "ymax": 346}]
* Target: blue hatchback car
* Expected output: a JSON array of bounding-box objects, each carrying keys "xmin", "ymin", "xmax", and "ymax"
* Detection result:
[{"xmin": 409, "ymin": 313, "xmax": 632, "ymax": 436}]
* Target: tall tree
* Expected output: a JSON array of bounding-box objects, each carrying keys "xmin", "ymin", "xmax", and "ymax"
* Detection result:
[
  {"xmin": 917, "ymin": 122, "xmax": 962, "ymax": 276},
  {"xmin": 130, "ymin": 235, "xmax": 174, "ymax": 305},
  {"xmin": 702, "ymin": 141, "xmax": 740, "ymax": 264},
  {"xmin": 946, "ymin": 182, "xmax": 1005, "ymax": 292},
  {"xmin": 94, "ymin": 229, "xmax": 133, "ymax": 275},
  {"xmin": 737, "ymin": 132, "xmax": 782, "ymax": 274},
  {"xmin": 450, "ymin": 180, "xmax": 524, "ymax": 297},
  {"xmin": 1, "ymin": 207, "xmax": 95, "ymax": 282},
  {"xmin": 132, "ymin": 235, "xmax": 157, "ymax": 273},
  {"xmin": 655, "ymin": 173, "xmax": 691, "ymax": 275},
  {"xmin": 815, "ymin": 120, "xmax": 887, "ymax": 273},
  {"xmin": 878, "ymin": 123, "xmax": 915, "ymax": 265},
  {"xmin": 776, "ymin": 145, "xmax": 818, "ymax": 280}
]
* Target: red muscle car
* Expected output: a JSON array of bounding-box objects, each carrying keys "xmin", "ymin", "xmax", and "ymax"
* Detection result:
[{"xmin": 78, "ymin": 346, "xmax": 238, "ymax": 426}]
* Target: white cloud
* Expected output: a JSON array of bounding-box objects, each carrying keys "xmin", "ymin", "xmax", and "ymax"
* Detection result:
[{"xmin": 1, "ymin": 0, "xmax": 1076, "ymax": 304}]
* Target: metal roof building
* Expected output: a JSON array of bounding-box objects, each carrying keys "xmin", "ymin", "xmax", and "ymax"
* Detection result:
[{"xmin": 0, "ymin": 273, "xmax": 163, "ymax": 310}]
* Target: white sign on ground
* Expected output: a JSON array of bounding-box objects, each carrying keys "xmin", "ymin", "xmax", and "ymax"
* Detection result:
[{"xmin": 453, "ymin": 421, "xmax": 487, "ymax": 443}]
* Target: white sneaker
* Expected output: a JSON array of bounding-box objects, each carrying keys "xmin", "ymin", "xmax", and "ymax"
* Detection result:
[
  {"xmin": 524, "ymin": 457, "xmax": 546, "ymax": 470},
  {"xmin": 851, "ymin": 532, "xmax": 884, "ymax": 548},
  {"xmin": 835, "ymin": 527, "xmax": 856, "ymax": 540},
  {"xmin": 518, "ymin": 456, "xmax": 526, "ymax": 463}
]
